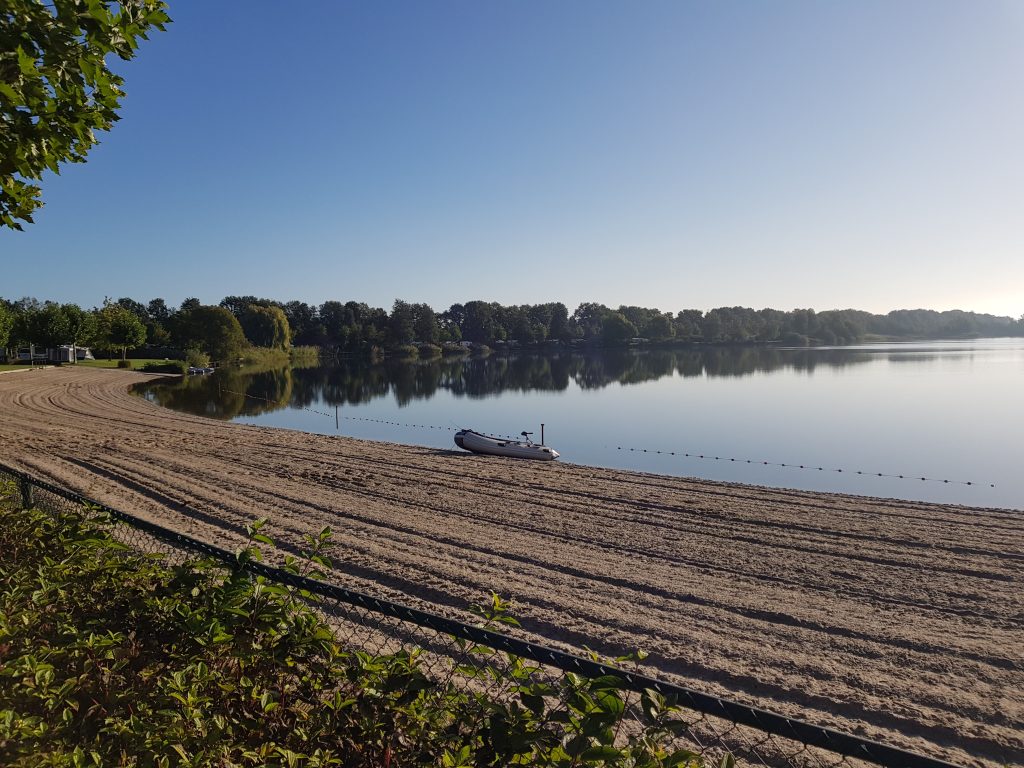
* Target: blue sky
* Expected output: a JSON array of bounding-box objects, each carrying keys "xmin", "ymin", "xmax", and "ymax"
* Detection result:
[{"xmin": 3, "ymin": 1, "xmax": 1023, "ymax": 317}]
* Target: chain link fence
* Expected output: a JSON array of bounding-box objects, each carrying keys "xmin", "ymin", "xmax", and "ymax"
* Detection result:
[{"xmin": 0, "ymin": 462, "xmax": 963, "ymax": 768}]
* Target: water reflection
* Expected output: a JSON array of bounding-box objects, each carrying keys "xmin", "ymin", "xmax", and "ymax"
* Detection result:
[{"xmin": 139, "ymin": 346, "xmax": 884, "ymax": 418}]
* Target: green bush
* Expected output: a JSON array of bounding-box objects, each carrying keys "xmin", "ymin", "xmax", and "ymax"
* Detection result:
[
  {"xmin": 140, "ymin": 361, "xmax": 188, "ymax": 374},
  {"xmin": 116, "ymin": 359, "xmax": 132, "ymax": 369},
  {"xmin": 239, "ymin": 346, "xmax": 289, "ymax": 366},
  {"xmin": 185, "ymin": 345, "xmax": 212, "ymax": 368},
  {"xmin": 0, "ymin": 484, "xmax": 710, "ymax": 768}
]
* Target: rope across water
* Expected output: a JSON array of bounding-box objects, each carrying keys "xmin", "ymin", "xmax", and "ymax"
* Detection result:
[{"xmin": 213, "ymin": 385, "xmax": 995, "ymax": 488}]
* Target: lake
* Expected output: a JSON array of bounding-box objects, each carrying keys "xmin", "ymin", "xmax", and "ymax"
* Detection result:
[{"xmin": 138, "ymin": 338, "xmax": 1023, "ymax": 510}]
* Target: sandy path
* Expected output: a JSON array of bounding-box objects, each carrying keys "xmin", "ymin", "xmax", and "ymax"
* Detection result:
[{"xmin": 0, "ymin": 367, "xmax": 1020, "ymax": 767}]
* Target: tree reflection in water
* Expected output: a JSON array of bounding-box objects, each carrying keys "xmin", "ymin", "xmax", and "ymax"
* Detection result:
[{"xmin": 138, "ymin": 346, "xmax": 876, "ymax": 418}]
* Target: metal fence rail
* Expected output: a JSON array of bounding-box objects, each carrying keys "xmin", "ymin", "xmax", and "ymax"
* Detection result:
[{"xmin": 0, "ymin": 462, "xmax": 963, "ymax": 768}]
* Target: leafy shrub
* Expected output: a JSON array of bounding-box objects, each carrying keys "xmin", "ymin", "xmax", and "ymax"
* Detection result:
[
  {"xmin": 116, "ymin": 359, "xmax": 132, "ymax": 369},
  {"xmin": 141, "ymin": 360, "xmax": 188, "ymax": 374},
  {"xmin": 239, "ymin": 346, "xmax": 289, "ymax": 366},
  {"xmin": 185, "ymin": 345, "xmax": 211, "ymax": 368},
  {"xmin": 0, "ymin": 485, "xmax": 711, "ymax": 768}
]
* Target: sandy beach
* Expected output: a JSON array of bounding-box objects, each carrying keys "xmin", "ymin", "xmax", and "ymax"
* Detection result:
[{"xmin": 0, "ymin": 366, "xmax": 1020, "ymax": 767}]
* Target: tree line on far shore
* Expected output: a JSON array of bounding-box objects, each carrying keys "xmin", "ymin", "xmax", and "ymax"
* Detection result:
[
  {"xmin": 0, "ymin": 297, "xmax": 291, "ymax": 365},
  {"xmin": 1, "ymin": 295, "xmax": 1022, "ymax": 363}
]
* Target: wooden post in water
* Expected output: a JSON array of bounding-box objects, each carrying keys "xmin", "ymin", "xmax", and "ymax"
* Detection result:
[
  {"xmin": 335, "ymin": 405, "xmax": 339, "ymax": 431},
  {"xmin": 541, "ymin": 423, "xmax": 545, "ymax": 445}
]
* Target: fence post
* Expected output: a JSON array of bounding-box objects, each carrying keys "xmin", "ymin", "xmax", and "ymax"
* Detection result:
[{"xmin": 19, "ymin": 477, "xmax": 34, "ymax": 509}]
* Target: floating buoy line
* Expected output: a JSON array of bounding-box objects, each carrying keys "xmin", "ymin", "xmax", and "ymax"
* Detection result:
[
  {"xmin": 612, "ymin": 446, "xmax": 993, "ymax": 487},
  {"xmin": 199, "ymin": 385, "xmax": 994, "ymax": 488}
]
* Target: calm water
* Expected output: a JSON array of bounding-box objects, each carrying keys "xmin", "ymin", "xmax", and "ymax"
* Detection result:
[{"xmin": 139, "ymin": 339, "xmax": 1023, "ymax": 510}]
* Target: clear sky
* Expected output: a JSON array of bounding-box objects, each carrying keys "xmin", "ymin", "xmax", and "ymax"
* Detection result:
[{"xmin": 3, "ymin": 0, "xmax": 1023, "ymax": 317}]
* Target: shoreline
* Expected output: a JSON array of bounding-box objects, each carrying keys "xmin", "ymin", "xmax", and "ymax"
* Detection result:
[{"xmin": 0, "ymin": 367, "xmax": 1020, "ymax": 766}]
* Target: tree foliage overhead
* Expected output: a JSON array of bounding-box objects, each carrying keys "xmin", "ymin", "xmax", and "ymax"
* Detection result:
[{"xmin": 1, "ymin": 0, "xmax": 170, "ymax": 230}]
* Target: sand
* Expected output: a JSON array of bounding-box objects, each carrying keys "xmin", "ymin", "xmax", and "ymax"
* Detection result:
[{"xmin": 0, "ymin": 366, "xmax": 1020, "ymax": 767}]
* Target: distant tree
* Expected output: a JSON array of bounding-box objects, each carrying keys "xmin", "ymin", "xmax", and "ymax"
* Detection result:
[
  {"xmin": 281, "ymin": 300, "xmax": 322, "ymax": 345},
  {"xmin": 701, "ymin": 309, "xmax": 726, "ymax": 342},
  {"xmin": 9, "ymin": 304, "xmax": 33, "ymax": 347},
  {"xmin": 176, "ymin": 305, "xmax": 246, "ymax": 362},
  {"xmin": 618, "ymin": 306, "xmax": 661, "ymax": 336},
  {"xmin": 318, "ymin": 301, "xmax": 348, "ymax": 348},
  {"xmin": 27, "ymin": 303, "xmax": 71, "ymax": 349},
  {"xmin": 147, "ymin": 298, "xmax": 171, "ymax": 322},
  {"xmin": 673, "ymin": 310, "xmax": 703, "ymax": 341},
  {"xmin": 240, "ymin": 304, "xmax": 291, "ymax": 349},
  {"xmin": 62, "ymin": 304, "xmax": 97, "ymax": 355},
  {"xmin": 435, "ymin": 308, "xmax": 457, "ymax": 342},
  {"xmin": 644, "ymin": 313, "xmax": 675, "ymax": 341},
  {"xmin": 361, "ymin": 305, "xmax": 390, "ymax": 348},
  {"xmin": 442, "ymin": 303, "xmax": 466, "ymax": 331},
  {"xmin": 462, "ymin": 301, "xmax": 505, "ymax": 344},
  {"xmin": 601, "ymin": 312, "xmax": 638, "ymax": 345},
  {"xmin": 789, "ymin": 308, "xmax": 816, "ymax": 336},
  {"xmin": 179, "ymin": 297, "xmax": 202, "ymax": 313},
  {"xmin": 538, "ymin": 302, "xmax": 570, "ymax": 341},
  {"xmin": 146, "ymin": 322, "xmax": 171, "ymax": 347},
  {"xmin": 412, "ymin": 303, "xmax": 439, "ymax": 344},
  {"xmin": 570, "ymin": 302, "xmax": 610, "ymax": 340},
  {"xmin": 221, "ymin": 295, "xmax": 273, "ymax": 318},
  {"xmin": 1, "ymin": 0, "xmax": 170, "ymax": 230},
  {"xmin": 0, "ymin": 302, "xmax": 12, "ymax": 348},
  {"xmin": 388, "ymin": 300, "xmax": 415, "ymax": 345},
  {"xmin": 96, "ymin": 303, "xmax": 146, "ymax": 360},
  {"xmin": 12, "ymin": 296, "xmax": 41, "ymax": 313},
  {"xmin": 756, "ymin": 308, "xmax": 786, "ymax": 341},
  {"xmin": 815, "ymin": 310, "xmax": 863, "ymax": 345},
  {"xmin": 507, "ymin": 306, "xmax": 539, "ymax": 343},
  {"xmin": 115, "ymin": 297, "xmax": 149, "ymax": 322}
]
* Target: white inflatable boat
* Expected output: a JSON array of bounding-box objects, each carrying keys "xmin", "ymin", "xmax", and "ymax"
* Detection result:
[{"xmin": 454, "ymin": 429, "xmax": 560, "ymax": 461}]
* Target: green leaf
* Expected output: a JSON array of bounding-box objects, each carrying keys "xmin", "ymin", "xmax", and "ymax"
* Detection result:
[
  {"xmin": 581, "ymin": 745, "xmax": 624, "ymax": 761},
  {"xmin": 665, "ymin": 749, "xmax": 702, "ymax": 767}
]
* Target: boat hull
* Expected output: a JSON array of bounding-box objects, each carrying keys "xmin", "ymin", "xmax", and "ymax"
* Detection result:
[{"xmin": 454, "ymin": 429, "xmax": 559, "ymax": 461}]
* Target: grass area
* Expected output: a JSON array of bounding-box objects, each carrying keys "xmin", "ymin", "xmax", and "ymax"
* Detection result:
[
  {"xmin": 76, "ymin": 358, "xmax": 180, "ymax": 369},
  {"xmin": 0, "ymin": 364, "xmax": 34, "ymax": 372},
  {"xmin": 0, "ymin": 483, "xmax": 707, "ymax": 768}
]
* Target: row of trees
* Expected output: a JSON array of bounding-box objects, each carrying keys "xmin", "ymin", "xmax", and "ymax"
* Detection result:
[
  {"xmin": 0, "ymin": 300, "xmax": 147, "ymax": 360},
  {"xmin": 4, "ymin": 294, "xmax": 1022, "ymax": 359},
  {"xmin": 228, "ymin": 297, "xmax": 1024, "ymax": 348},
  {"xmin": 0, "ymin": 297, "xmax": 291, "ymax": 362}
]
